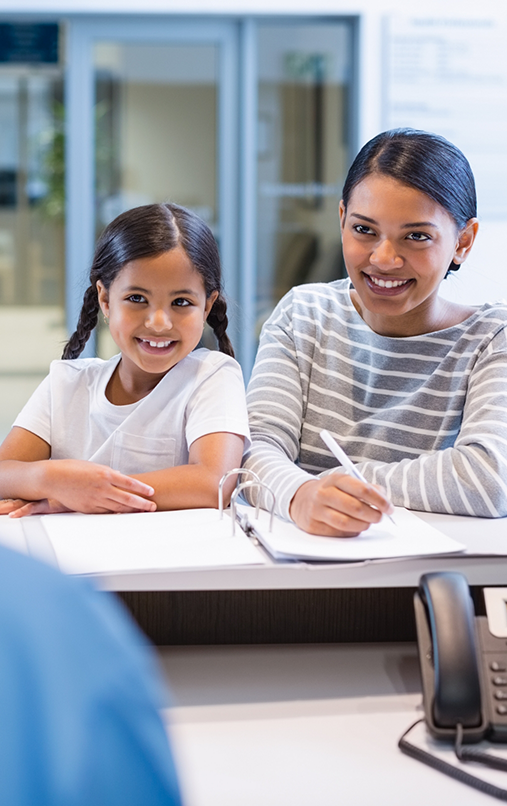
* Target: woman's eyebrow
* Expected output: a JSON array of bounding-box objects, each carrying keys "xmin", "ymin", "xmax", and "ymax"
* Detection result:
[
  {"xmin": 349, "ymin": 213, "xmax": 438, "ymax": 229},
  {"xmin": 401, "ymin": 221, "xmax": 438, "ymax": 229}
]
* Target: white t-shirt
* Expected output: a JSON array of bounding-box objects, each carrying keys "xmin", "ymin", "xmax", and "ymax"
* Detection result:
[{"xmin": 14, "ymin": 349, "xmax": 250, "ymax": 475}]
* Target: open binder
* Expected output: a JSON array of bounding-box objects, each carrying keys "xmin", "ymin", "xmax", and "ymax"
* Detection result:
[{"xmin": 38, "ymin": 469, "xmax": 464, "ymax": 577}]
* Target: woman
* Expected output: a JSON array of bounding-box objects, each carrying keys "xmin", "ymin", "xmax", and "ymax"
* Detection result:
[{"xmin": 244, "ymin": 128, "xmax": 507, "ymax": 536}]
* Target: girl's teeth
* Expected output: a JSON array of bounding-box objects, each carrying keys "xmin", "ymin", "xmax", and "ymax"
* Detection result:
[
  {"xmin": 147, "ymin": 340, "xmax": 171, "ymax": 348},
  {"xmin": 370, "ymin": 276, "xmax": 410, "ymax": 288}
]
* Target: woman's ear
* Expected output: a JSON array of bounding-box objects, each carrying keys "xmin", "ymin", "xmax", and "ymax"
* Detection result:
[
  {"xmin": 204, "ymin": 290, "xmax": 219, "ymax": 320},
  {"xmin": 339, "ymin": 200, "xmax": 347, "ymax": 234},
  {"xmin": 453, "ymin": 218, "xmax": 479, "ymax": 265},
  {"xmin": 96, "ymin": 280, "xmax": 110, "ymax": 318}
]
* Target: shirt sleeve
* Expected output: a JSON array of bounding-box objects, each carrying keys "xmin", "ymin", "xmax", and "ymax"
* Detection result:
[
  {"xmin": 357, "ymin": 326, "xmax": 507, "ymax": 518},
  {"xmin": 243, "ymin": 294, "xmax": 315, "ymax": 520},
  {"xmin": 12, "ymin": 373, "xmax": 52, "ymax": 445},
  {"xmin": 185, "ymin": 356, "xmax": 251, "ymax": 450}
]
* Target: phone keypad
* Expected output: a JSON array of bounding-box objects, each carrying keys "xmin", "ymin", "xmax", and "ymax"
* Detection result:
[{"xmin": 478, "ymin": 617, "xmax": 507, "ymax": 740}]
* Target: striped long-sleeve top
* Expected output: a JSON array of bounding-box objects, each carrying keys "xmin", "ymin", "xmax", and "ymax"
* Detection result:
[{"xmin": 243, "ymin": 279, "xmax": 507, "ymax": 520}]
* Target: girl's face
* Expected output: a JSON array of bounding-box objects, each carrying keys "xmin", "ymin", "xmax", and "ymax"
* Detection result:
[
  {"xmin": 339, "ymin": 174, "xmax": 478, "ymax": 336},
  {"xmin": 97, "ymin": 246, "xmax": 217, "ymax": 391}
]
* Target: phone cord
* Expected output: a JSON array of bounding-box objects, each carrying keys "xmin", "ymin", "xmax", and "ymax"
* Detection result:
[
  {"xmin": 455, "ymin": 722, "xmax": 507, "ymax": 772},
  {"xmin": 399, "ymin": 719, "xmax": 507, "ymax": 801}
]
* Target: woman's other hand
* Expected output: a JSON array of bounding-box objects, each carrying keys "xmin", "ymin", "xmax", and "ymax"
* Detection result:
[{"xmin": 289, "ymin": 474, "xmax": 394, "ymax": 536}]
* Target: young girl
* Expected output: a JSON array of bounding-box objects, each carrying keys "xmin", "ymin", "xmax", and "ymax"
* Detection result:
[{"xmin": 0, "ymin": 203, "xmax": 250, "ymax": 517}]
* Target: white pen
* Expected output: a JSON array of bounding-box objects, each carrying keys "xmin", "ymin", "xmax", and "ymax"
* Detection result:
[{"xmin": 320, "ymin": 429, "xmax": 395, "ymax": 524}]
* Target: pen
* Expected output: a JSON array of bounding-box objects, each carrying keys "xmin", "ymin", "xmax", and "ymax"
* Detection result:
[{"xmin": 320, "ymin": 429, "xmax": 395, "ymax": 525}]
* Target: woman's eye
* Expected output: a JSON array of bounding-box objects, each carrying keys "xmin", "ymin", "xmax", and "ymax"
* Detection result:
[
  {"xmin": 406, "ymin": 232, "xmax": 430, "ymax": 242},
  {"xmin": 127, "ymin": 294, "xmax": 146, "ymax": 303},
  {"xmin": 353, "ymin": 224, "xmax": 375, "ymax": 236},
  {"xmin": 173, "ymin": 298, "xmax": 191, "ymax": 307}
]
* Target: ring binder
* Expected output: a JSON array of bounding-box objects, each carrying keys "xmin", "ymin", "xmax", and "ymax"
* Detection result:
[
  {"xmin": 231, "ymin": 481, "xmax": 276, "ymax": 536},
  {"xmin": 218, "ymin": 468, "xmax": 261, "ymax": 519}
]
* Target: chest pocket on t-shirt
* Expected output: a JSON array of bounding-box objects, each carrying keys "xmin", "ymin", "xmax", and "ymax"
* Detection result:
[{"xmin": 111, "ymin": 432, "xmax": 176, "ymax": 475}]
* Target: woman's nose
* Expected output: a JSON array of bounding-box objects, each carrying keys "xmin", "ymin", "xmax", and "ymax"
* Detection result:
[
  {"xmin": 370, "ymin": 239, "xmax": 403, "ymax": 270},
  {"xmin": 145, "ymin": 307, "xmax": 173, "ymax": 331}
]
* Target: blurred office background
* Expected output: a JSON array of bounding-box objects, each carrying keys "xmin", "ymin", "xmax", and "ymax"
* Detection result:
[{"xmin": 0, "ymin": 0, "xmax": 506, "ymax": 439}]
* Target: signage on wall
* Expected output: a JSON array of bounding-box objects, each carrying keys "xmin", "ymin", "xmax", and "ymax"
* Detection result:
[
  {"xmin": 0, "ymin": 23, "xmax": 59, "ymax": 65},
  {"xmin": 383, "ymin": 15, "xmax": 507, "ymax": 221}
]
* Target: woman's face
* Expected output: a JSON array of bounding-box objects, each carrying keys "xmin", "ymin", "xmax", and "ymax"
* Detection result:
[{"xmin": 339, "ymin": 174, "xmax": 477, "ymax": 336}]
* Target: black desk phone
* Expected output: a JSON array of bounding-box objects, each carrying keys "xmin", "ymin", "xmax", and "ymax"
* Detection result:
[
  {"xmin": 399, "ymin": 572, "xmax": 507, "ymax": 797},
  {"xmin": 415, "ymin": 571, "xmax": 507, "ymax": 744}
]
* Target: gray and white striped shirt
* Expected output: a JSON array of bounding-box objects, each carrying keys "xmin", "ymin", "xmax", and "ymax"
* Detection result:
[{"xmin": 244, "ymin": 280, "xmax": 507, "ymax": 520}]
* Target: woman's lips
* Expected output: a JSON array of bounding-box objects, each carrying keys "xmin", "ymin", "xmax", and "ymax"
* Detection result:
[{"xmin": 363, "ymin": 273, "xmax": 414, "ymax": 296}]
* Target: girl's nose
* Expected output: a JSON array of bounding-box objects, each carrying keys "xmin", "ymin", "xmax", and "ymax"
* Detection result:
[
  {"xmin": 146, "ymin": 307, "xmax": 173, "ymax": 331},
  {"xmin": 370, "ymin": 239, "xmax": 403, "ymax": 271}
]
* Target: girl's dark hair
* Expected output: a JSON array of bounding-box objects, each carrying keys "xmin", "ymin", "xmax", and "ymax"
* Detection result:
[
  {"xmin": 341, "ymin": 128, "xmax": 477, "ymax": 274},
  {"xmin": 63, "ymin": 203, "xmax": 234, "ymax": 360}
]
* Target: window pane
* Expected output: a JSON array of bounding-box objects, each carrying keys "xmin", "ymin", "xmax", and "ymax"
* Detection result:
[
  {"xmin": 0, "ymin": 70, "xmax": 66, "ymax": 440},
  {"xmin": 256, "ymin": 23, "xmax": 352, "ymax": 334}
]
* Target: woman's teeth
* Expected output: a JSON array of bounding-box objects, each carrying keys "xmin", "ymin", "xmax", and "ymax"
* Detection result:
[{"xmin": 370, "ymin": 276, "xmax": 410, "ymax": 289}]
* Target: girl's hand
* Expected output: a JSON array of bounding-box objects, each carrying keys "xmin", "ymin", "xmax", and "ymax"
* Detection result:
[
  {"xmin": 4, "ymin": 498, "xmax": 71, "ymax": 518},
  {"xmin": 42, "ymin": 460, "xmax": 157, "ymax": 515},
  {"xmin": 289, "ymin": 475, "xmax": 394, "ymax": 537}
]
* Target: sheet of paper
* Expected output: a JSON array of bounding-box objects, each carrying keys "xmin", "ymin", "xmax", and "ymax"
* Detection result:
[
  {"xmin": 238, "ymin": 506, "xmax": 464, "ymax": 562},
  {"xmin": 0, "ymin": 515, "xmax": 28, "ymax": 555},
  {"xmin": 41, "ymin": 508, "xmax": 265, "ymax": 575}
]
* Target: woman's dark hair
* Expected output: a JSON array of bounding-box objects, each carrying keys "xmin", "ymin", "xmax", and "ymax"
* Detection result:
[
  {"xmin": 63, "ymin": 203, "xmax": 234, "ymax": 359},
  {"xmin": 341, "ymin": 128, "xmax": 477, "ymax": 274}
]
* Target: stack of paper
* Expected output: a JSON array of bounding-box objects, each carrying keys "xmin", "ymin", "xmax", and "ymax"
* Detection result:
[
  {"xmin": 41, "ymin": 508, "xmax": 265, "ymax": 575},
  {"xmin": 237, "ymin": 505, "xmax": 465, "ymax": 562}
]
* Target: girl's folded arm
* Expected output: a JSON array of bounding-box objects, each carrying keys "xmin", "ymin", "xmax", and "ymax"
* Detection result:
[
  {"xmin": 0, "ymin": 426, "xmax": 155, "ymax": 515},
  {"xmin": 131, "ymin": 431, "xmax": 245, "ymax": 511}
]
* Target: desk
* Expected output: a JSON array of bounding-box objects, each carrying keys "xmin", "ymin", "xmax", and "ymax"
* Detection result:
[
  {"xmin": 4, "ymin": 511, "xmax": 507, "ymax": 644},
  {"xmin": 160, "ymin": 642, "xmax": 495, "ymax": 805}
]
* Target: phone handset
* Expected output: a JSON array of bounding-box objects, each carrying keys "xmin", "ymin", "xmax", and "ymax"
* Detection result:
[{"xmin": 418, "ymin": 572, "xmax": 482, "ymax": 730}]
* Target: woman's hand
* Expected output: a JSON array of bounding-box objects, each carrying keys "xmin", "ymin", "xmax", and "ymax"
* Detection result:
[{"xmin": 289, "ymin": 474, "xmax": 394, "ymax": 536}]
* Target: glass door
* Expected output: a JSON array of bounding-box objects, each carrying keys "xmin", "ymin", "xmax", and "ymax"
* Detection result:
[{"xmin": 65, "ymin": 18, "xmax": 238, "ymax": 356}]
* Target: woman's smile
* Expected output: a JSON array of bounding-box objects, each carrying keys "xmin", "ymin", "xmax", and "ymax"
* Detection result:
[{"xmin": 363, "ymin": 273, "xmax": 415, "ymax": 295}]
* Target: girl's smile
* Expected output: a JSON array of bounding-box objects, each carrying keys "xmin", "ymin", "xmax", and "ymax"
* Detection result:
[
  {"xmin": 97, "ymin": 246, "xmax": 217, "ymax": 403},
  {"xmin": 339, "ymin": 174, "xmax": 478, "ymax": 337}
]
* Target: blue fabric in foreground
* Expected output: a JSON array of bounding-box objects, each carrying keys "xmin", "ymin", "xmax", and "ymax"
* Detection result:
[{"xmin": 0, "ymin": 543, "xmax": 182, "ymax": 806}]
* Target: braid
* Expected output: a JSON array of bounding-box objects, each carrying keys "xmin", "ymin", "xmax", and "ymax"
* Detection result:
[
  {"xmin": 207, "ymin": 295, "xmax": 234, "ymax": 357},
  {"xmin": 62, "ymin": 285, "xmax": 100, "ymax": 359}
]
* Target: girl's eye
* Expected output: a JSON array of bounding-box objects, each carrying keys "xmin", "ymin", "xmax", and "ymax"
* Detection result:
[
  {"xmin": 173, "ymin": 298, "xmax": 191, "ymax": 307},
  {"xmin": 127, "ymin": 294, "xmax": 146, "ymax": 303},
  {"xmin": 406, "ymin": 232, "xmax": 430, "ymax": 242},
  {"xmin": 353, "ymin": 224, "xmax": 375, "ymax": 236}
]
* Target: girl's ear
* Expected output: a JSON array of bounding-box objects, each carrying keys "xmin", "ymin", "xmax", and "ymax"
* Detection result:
[
  {"xmin": 96, "ymin": 281, "xmax": 110, "ymax": 317},
  {"xmin": 453, "ymin": 218, "xmax": 479, "ymax": 265},
  {"xmin": 204, "ymin": 290, "xmax": 219, "ymax": 320}
]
